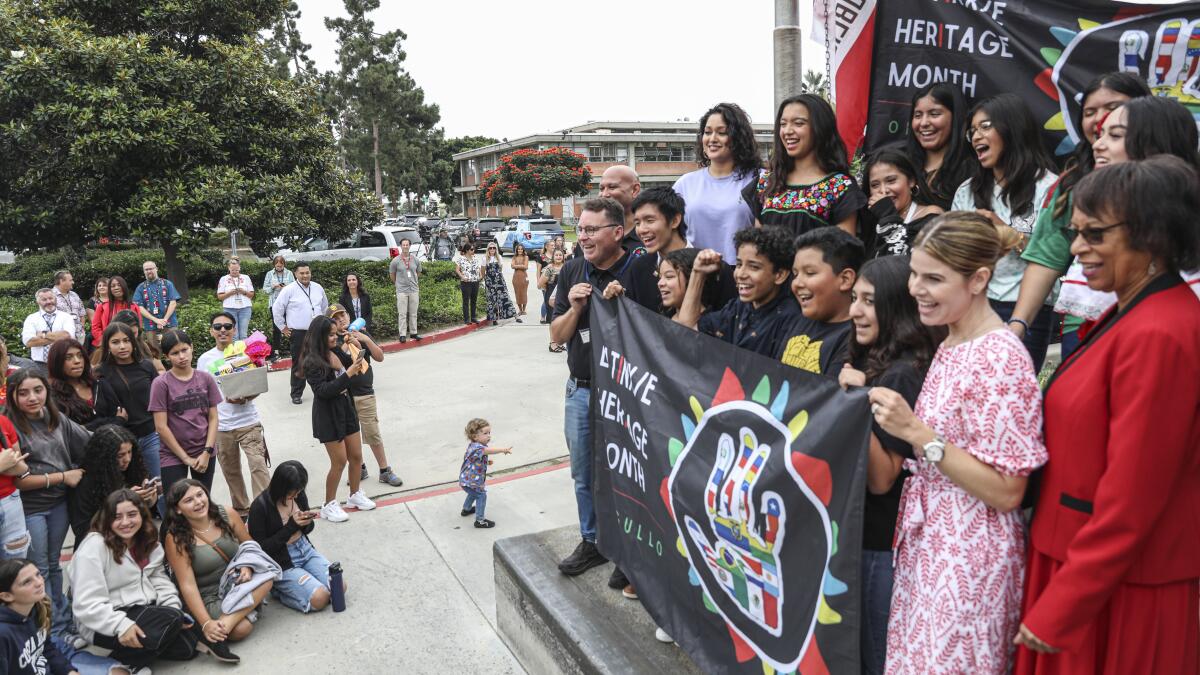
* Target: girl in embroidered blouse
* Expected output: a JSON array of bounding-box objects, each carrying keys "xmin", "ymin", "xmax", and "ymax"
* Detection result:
[{"xmin": 744, "ymin": 93, "xmax": 866, "ymax": 237}]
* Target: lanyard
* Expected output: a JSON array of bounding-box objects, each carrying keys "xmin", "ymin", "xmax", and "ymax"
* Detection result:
[{"xmin": 298, "ymin": 283, "xmax": 315, "ymax": 314}]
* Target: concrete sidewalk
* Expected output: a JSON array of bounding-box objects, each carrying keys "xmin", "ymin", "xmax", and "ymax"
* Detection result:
[{"xmin": 151, "ymin": 464, "xmax": 578, "ymax": 673}]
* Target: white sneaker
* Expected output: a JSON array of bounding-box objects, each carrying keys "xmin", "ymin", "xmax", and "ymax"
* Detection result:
[
  {"xmin": 654, "ymin": 627, "xmax": 674, "ymax": 644},
  {"xmin": 321, "ymin": 499, "xmax": 349, "ymax": 523},
  {"xmin": 346, "ymin": 490, "xmax": 376, "ymax": 511}
]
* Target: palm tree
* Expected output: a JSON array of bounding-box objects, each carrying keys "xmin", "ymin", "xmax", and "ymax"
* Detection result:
[{"xmin": 801, "ymin": 70, "xmax": 830, "ymax": 100}]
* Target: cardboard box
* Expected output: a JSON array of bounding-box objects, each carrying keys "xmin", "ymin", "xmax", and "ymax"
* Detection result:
[{"xmin": 216, "ymin": 367, "xmax": 269, "ymax": 399}]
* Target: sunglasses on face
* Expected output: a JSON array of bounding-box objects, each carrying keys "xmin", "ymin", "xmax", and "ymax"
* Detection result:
[
  {"xmin": 211, "ymin": 323, "xmax": 235, "ymax": 331},
  {"xmin": 1065, "ymin": 222, "xmax": 1124, "ymax": 245}
]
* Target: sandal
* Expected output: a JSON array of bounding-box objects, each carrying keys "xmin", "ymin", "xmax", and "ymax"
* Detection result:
[{"xmin": 549, "ymin": 343, "xmax": 565, "ymax": 353}]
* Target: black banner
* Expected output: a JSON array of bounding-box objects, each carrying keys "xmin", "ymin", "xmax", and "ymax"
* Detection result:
[
  {"xmin": 591, "ymin": 298, "xmax": 870, "ymax": 675},
  {"xmin": 865, "ymin": 1, "xmax": 1200, "ymax": 157}
]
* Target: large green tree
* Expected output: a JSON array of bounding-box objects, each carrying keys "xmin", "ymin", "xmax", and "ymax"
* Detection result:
[
  {"xmin": 0, "ymin": 0, "xmax": 381, "ymax": 297},
  {"xmin": 325, "ymin": 0, "xmax": 440, "ymax": 214},
  {"xmin": 430, "ymin": 134, "xmax": 498, "ymax": 210}
]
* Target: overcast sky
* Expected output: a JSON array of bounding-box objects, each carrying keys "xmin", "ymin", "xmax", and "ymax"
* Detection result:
[{"xmin": 295, "ymin": 0, "xmax": 826, "ymax": 140}]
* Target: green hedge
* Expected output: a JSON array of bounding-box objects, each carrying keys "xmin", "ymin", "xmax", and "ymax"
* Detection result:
[{"xmin": 0, "ymin": 250, "xmax": 465, "ymax": 358}]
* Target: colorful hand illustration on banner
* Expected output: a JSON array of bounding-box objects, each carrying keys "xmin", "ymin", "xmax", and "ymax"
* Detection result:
[{"xmin": 683, "ymin": 427, "xmax": 787, "ymax": 635}]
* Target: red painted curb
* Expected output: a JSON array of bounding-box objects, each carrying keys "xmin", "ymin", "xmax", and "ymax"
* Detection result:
[
  {"xmin": 58, "ymin": 460, "xmax": 568, "ymax": 562},
  {"xmin": 266, "ymin": 321, "xmax": 488, "ymax": 372}
]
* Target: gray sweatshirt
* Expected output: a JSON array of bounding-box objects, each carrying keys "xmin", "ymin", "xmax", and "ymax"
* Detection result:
[{"xmin": 13, "ymin": 410, "xmax": 90, "ymax": 515}]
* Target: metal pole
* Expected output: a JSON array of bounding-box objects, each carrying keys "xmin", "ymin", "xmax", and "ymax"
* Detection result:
[{"xmin": 774, "ymin": 0, "xmax": 802, "ymax": 112}]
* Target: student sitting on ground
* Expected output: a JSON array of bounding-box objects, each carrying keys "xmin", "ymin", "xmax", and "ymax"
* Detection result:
[
  {"xmin": 248, "ymin": 460, "xmax": 344, "ymax": 614},
  {"xmin": 70, "ymin": 490, "xmax": 219, "ymax": 667},
  {"xmin": 162, "ymin": 479, "xmax": 268, "ymax": 663},
  {"xmin": 775, "ymin": 226, "xmax": 864, "ymax": 375},
  {"xmin": 69, "ymin": 424, "xmax": 159, "ymax": 541},
  {"xmin": 675, "ymin": 226, "xmax": 801, "ymax": 358}
]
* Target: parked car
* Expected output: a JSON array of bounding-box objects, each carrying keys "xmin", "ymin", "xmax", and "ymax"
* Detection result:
[
  {"xmin": 440, "ymin": 217, "xmax": 471, "ymax": 238},
  {"xmin": 276, "ymin": 226, "xmax": 429, "ymax": 263},
  {"xmin": 471, "ymin": 218, "xmax": 507, "ymax": 251},
  {"xmin": 495, "ymin": 218, "xmax": 564, "ymax": 255}
]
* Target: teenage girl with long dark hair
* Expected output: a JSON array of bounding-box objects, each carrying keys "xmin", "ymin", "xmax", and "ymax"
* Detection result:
[
  {"xmin": 863, "ymin": 148, "xmax": 944, "ymax": 258},
  {"xmin": 301, "ymin": 316, "xmax": 375, "ymax": 522},
  {"xmin": 904, "ymin": 82, "xmax": 973, "ymax": 210},
  {"xmin": 1011, "ymin": 71, "xmax": 1150, "ymax": 359},
  {"xmin": 951, "ymin": 93, "xmax": 1058, "ymax": 370},
  {"xmin": 838, "ymin": 255, "xmax": 944, "ymax": 674},
  {"xmin": 744, "ymin": 93, "xmax": 866, "ymax": 237}
]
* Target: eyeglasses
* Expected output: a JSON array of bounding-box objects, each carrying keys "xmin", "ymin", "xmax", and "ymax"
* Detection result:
[
  {"xmin": 211, "ymin": 323, "xmax": 235, "ymax": 331},
  {"xmin": 578, "ymin": 223, "xmax": 621, "ymax": 237},
  {"xmin": 965, "ymin": 119, "xmax": 995, "ymax": 141},
  {"xmin": 1065, "ymin": 222, "xmax": 1125, "ymax": 245}
]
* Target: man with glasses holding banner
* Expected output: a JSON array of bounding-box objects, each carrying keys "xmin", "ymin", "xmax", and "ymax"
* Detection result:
[{"xmin": 550, "ymin": 197, "xmax": 641, "ymax": 578}]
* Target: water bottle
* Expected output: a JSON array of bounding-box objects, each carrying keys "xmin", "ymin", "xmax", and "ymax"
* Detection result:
[
  {"xmin": 329, "ymin": 562, "xmax": 346, "ymax": 612},
  {"xmin": 348, "ymin": 317, "xmax": 366, "ymax": 332}
]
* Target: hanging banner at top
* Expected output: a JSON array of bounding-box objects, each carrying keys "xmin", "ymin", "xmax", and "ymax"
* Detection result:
[{"xmin": 826, "ymin": 0, "xmax": 1200, "ymax": 157}]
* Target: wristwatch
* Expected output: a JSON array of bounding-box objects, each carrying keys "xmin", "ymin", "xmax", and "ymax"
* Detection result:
[
  {"xmin": 922, "ymin": 435, "xmax": 946, "ymax": 464},
  {"xmin": 204, "ymin": 447, "xmax": 215, "ymax": 456}
]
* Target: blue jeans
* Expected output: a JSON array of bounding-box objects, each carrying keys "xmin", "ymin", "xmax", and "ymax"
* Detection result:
[
  {"xmin": 229, "ymin": 306, "xmax": 252, "ymax": 340},
  {"xmin": 137, "ymin": 432, "xmax": 163, "ymax": 516},
  {"xmin": 25, "ymin": 501, "xmax": 72, "ymax": 637},
  {"xmin": 0, "ymin": 492, "xmax": 30, "ymax": 559},
  {"xmin": 53, "ymin": 635, "xmax": 124, "ymax": 675},
  {"xmin": 462, "ymin": 487, "xmax": 488, "ymax": 521},
  {"xmin": 990, "ymin": 300, "xmax": 1055, "ymax": 373},
  {"xmin": 861, "ymin": 549, "xmax": 895, "ymax": 675},
  {"xmin": 564, "ymin": 380, "xmax": 595, "ymax": 542},
  {"xmin": 274, "ymin": 537, "xmax": 333, "ymax": 613}
]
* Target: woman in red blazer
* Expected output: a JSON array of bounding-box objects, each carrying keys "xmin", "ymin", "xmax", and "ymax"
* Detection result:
[{"xmin": 1014, "ymin": 157, "xmax": 1200, "ymax": 674}]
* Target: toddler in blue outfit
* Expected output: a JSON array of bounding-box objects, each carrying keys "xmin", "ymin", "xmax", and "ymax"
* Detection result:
[{"xmin": 458, "ymin": 418, "xmax": 512, "ymax": 529}]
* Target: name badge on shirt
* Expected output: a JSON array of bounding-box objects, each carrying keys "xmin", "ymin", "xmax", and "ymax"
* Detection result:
[{"xmin": 579, "ymin": 328, "xmax": 590, "ymax": 344}]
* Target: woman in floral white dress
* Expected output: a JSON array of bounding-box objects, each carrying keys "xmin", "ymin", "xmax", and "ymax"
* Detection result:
[{"xmin": 869, "ymin": 212, "xmax": 1047, "ymax": 675}]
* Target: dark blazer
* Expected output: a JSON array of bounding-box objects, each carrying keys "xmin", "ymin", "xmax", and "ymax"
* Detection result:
[
  {"xmin": 247, "ymin": 485, "xmax": 314, "ymax": 572},
  {"xmin": 338, "ymin": 292, "xmax": 372, "ymax": 329},
  {"xmin": 1023, "ymin": 274, "xmax": 1200, "ymax": 650}
]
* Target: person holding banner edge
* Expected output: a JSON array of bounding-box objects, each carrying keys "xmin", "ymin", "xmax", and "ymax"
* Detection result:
[
  {"xmin": 838, "ymin": 255, "xmax": 943, "ymax": 675},
  {"xmin": 868, "ymin": 211, "xmax": 1047, "ymax": 674},
  {"xmin": 551, "ymin": 197, "xmax": 640, "ymax": 577}
]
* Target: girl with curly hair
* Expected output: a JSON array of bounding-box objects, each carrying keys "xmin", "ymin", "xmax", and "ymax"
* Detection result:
[
  {"xmin": 68, "ymin": 424, "xmax": 157, "ymax": 540},
  {"xmin": 673, "ymin": 102, "xmax": 762, "ymax": 263}
]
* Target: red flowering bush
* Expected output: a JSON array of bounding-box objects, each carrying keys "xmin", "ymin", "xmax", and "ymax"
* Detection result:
[{"xmin": 479, "ymin": 147, "xmax": 592, "ymax": 207}]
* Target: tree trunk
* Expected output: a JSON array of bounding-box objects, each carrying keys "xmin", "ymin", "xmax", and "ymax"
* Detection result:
[
  {"xmin": 372, "ymin": 118, "xmax": 383, "ymax": 204},
  {"xmin": 161, "ymin": 239, "xmax": 190, "ymax": 302}
]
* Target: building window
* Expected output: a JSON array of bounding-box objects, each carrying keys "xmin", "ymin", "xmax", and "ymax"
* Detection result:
[
  {"xmin": 587, "ymin": 142, "xmax": 622, "ymax": 163},
  {"xmin": 635, "ymin": 143, "xmax": 696, "ymax": 163}
]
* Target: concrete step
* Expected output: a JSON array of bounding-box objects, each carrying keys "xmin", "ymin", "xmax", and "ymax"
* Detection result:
[{"xmin": 494, "ymin": 525, "xmax": 702, "ymax": 675}]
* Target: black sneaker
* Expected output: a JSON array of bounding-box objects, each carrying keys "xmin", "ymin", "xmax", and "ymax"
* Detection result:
[
  {"xmin": 608, "ymin": 566, "xmax": 629, "ymax": 590},
  {"xmin": 460, "ymin": 506, "xmax": 475, "ymax": 517},
  {"xmin": 558, "ymin": 539, "xmax": 607, "ymax": 577},
  {"xmin": 360, "ymin": 463, "xmax": 368, "ymax": 481},
  {"xmin": 197, "ymin": 636, "xmax": 240, "ymax": 664},
  {"xmin": 474, "ymin": 519, "xmax": 495, "ymax": 528},
  {"xmin": 291, "ymin": 396, "xmax": 302, "ymax": 405},
  {"xmin": 411, "ymin": 334, "xmax": 423, "ymax": 341},
  {"xmin": 399, "ymin": 336, "xmax": 407, "ymax": 343}
]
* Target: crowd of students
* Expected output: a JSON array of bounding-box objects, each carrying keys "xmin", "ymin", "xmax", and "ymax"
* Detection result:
[
  {"xmin": 553, "ymin": 80, "xmax": 1199, "ymax": 673},
  {"xmin": 1, "ymin": 264, "xmax": 416, "ymax": 671}
]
